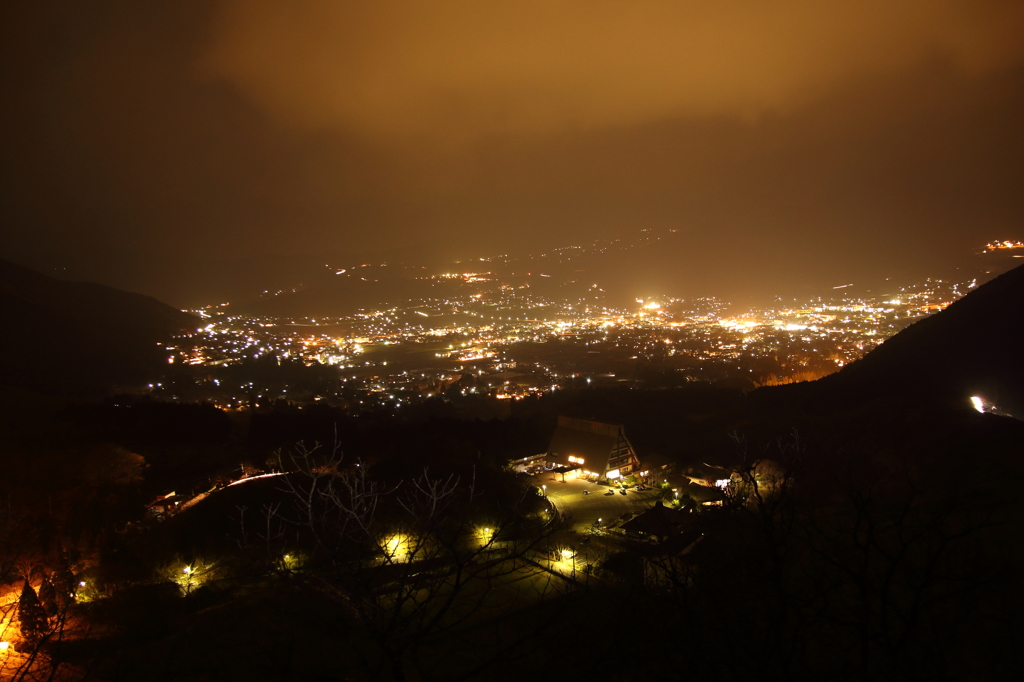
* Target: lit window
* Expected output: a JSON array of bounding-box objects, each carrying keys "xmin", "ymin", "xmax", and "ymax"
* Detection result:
[{"xmin": 606, "ymin": 469, "xmax": 621, "ymax": 479}]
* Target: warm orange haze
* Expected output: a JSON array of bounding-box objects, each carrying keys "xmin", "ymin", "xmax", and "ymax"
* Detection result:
[{"xmin": 3, "ymin": 0, "xmax": 1023, "ymax": 306}]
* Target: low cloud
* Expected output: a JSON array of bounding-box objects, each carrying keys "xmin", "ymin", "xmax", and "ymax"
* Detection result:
[{"xmin": 203, "ymin": 0, "xmax": 1024, "ymax": 140}]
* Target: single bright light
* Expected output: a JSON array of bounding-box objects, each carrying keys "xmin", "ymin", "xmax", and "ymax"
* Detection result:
[
  {"xmin": 384, "ymin": 534, "xmax": 411, "ymax": 561},
  {"xmin": 970, "ymin": 396, "xmax": 985, "ymax": 413}
]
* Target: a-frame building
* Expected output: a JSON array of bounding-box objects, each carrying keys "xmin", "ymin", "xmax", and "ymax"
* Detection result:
[{"xmin": 546, "ymin": 416, "xmax": 640, "ymax": 481}]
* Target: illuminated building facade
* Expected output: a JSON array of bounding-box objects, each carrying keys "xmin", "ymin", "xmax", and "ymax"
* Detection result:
[{"xmin": 546, "ymin": 416, "xmax": 640, "ymax": 481}]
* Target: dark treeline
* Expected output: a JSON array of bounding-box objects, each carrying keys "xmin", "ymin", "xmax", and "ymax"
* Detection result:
[{"xmin": 5, "ymin": 383, "xmax": 743, "ymax": 496}]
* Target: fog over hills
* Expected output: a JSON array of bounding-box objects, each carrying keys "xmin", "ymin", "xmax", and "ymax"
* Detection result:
[{"xmin": 228, "ymin": 229, "xmax": 1016, "ymax": 318}]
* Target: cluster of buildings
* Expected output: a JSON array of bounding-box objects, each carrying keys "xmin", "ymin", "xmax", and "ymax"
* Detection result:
[{"xmin": 515, "ymin": 416, "xmax": 738, "ymax": 564}]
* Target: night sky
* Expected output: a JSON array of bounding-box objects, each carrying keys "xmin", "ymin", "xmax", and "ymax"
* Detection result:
[{"xmin": 3, "ymin": 1, "xmax": 1023, "ymax": 307}]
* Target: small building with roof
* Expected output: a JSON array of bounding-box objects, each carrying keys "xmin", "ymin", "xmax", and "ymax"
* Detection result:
[
  {"xmin": 683, "ymin": 463, "xmax": 733, "ymax": 488},
  {"xmin": 620, "ymin": 500, "xmax": 696, "ymax": 542},
  {"xmin": 545, "ymin": 416, "xmax": 641, "ymax": 481}
]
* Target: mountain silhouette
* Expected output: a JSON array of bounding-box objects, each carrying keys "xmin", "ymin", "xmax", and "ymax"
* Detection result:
[
  {"xmin": 0, "ymin": 259, "xmax": 199, "ymax": 393},
  {"xmin": 769, "ymin": 263, "xmax": 1024, "ymax": 416}
]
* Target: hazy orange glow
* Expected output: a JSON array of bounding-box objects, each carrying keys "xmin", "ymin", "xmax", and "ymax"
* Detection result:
[
  {"xmin": 3, "ymin": 1, "xmax": 1023, "ymax": 307},
  {"xmin": 205, "ymin": 1, "xmax": 1024, "ymax": 140}
]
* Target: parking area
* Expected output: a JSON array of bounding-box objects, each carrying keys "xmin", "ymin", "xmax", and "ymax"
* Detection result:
[{"xmin": 531, "ymin": 473, "xmax": 663, "ymax": 531}]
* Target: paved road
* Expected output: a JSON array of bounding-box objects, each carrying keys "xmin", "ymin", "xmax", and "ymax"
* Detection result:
[{"xmin": 531, "ymin": 473, "xmax": 662, "ymax": 531}]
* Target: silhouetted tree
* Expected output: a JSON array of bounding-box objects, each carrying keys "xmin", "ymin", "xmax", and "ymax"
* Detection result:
[
  {"xmin": 50, "ymin": 554, "xmax": 78, "ymax": 612},
  {"xmin": 37, "ymin": 573, "xmax": 58, "ymax": 618},
  {"xmin": 265, "ymin": 440, "xmax": 567, "ymax": 681},
  {"xmin": 17, "ymin": 579, "xmax": 48, "ymax": 647}
]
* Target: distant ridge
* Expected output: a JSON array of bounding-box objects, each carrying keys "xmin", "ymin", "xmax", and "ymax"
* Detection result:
[
  {"xmin": 769, "ymin": 263, "xmax": 1024, "ymax": 415},
  {"xmin": 0, "ymin": 259, "xmax": 199, "ymax": 393}
]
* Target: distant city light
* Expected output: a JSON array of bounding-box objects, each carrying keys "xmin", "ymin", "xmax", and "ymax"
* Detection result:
[{"xmin": 162, "ymin": 248, "xmax": 973, "ymax": 411}]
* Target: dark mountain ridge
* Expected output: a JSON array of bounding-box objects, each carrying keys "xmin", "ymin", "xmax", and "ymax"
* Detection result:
[
  {"xmin": 0, "ymin": 258, "xmax": 200, "ymax": 393},
  {"xmin": 758, "ymin": 262, "xmax": 1024, "ymax": 416}
]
